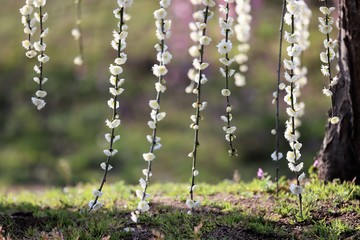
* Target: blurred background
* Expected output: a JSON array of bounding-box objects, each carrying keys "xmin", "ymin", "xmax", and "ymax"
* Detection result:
[{"xmin": 0, "ymin": 0, "xmax": 334, "ymax": 187}]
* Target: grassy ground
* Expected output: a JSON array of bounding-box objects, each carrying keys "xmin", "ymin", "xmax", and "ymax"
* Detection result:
[{"xmin": 0, "ymin": 173, "xmax": 359, "ymax": 239}]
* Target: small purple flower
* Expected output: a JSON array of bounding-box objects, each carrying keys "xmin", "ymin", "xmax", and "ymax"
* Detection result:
[
  {"xmin": 313, "ymin": 160, "xmax": 319, "ymax": 168},
  {"xmin": 257, "ymin": 168, "xmax": 264, "ymax": 179}
]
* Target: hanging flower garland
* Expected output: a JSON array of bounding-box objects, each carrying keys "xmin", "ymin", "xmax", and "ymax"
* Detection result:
[
  {"xmin": 217, "ymin": 0, "xmax": 238, "ymax": 156},
  {"xmin": 71, "ymin": 0, "xmax": 84, "ymax": 66},
  {"xmin": 186, "ymin": 0, "xmax": 203, "ymax": 94},
  {"xmin": 89, "ymin": 0, "xmax": 133, "ymax": 212},
  {"xmin": 319, "ymin": 0, "xmax": 339, "ymax": 125},
  {"xmin": 20, "ymin": 0, "xmax": 49, "ymax": 110},
  {"xmin": 233, "ymin": 0, "xmax": 251, "ymax": 87},
  {"xmin": 186, "ymin": 0, "xmax": 215, "ymax": 215},
  {"xmin": 131, "ymin": 0, "xmax": 172, "ymax": 222},
  {"xmin": 283, "ymin": 0, "xmax": 305, "ymax": 217}
]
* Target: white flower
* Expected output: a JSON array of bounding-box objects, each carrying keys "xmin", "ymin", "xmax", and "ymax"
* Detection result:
[
  {"xmin": 35, "ymin": 90, "xmax": 47, "ymax": 98},
  {"xmin": 33, "ymin": 0, "xmax": 47, "ymax": 8},
  {"xmin": 160, "ymin": 51, "xmax": 172, "ymax": 65},
  {"xmin": 139, "ymin": 178, "xmax": 147, "ymax": 189},
  {"xmin": 287, "ymin": 44, "xmax": 302, "ymax": 57},
  {"xmin": 199, "ymin": 36, "xmax": 212, "ymax": 45},
  {"xmin": 105, "ymin": 119, "xmax": 121, "ymax": 129},
  {"xmin": 330, "ymin": 116, "xmax": 339, "ymax": 124},
  {"xmin": 287, "ymin": 1, "xmax": 300, "ymax": 15},
  {"xmin": 193, "ymin": 170, "xmax": 199, "ymax": 176},
  {"xmin": 160, "ymin": 0, "xmax": 171, "ymax": 8},
  {"xmin": 225, "ymin": 126, "xmax": 236, "ymax": 134},
  {"xmin": 105, "ymin": 133, "xmax": 120, "ymax": 143},
  {"xmin": 20, "ymin": 5, "xmax": 34, "ymax": 15},
  {"xmin": 149, "ymin": 100, "xmax": 160, "ymax": 109},
  {"xmin": 157, "ymin": 112, "xmax": 166, "ymax": 121},
  {"xmin": 89, "ymin": 200, "xmax": 103, "ymax": 210},
  {"xmin": 289, "ymin": 184, "xmax": 303, "ymax": 195},
  {"xmin": 92, "ymin": 190, "xmax": 103, "ymax": 197},
  {"xmin": 271, "ymin": 151, "xmax": 283, "ymax": 161},
  {"xmin": 152, "ymin": 64, "xmax": 168, "ymax": 77},
  {"xmin": 148, "ymin": 121, "xmax": 156, "ymax": 129},
  {"xmin": 117, "ymin": 0, "xmax": 133, "ymax": 8},
  {"xmin": 153, "ymin": 8, "xmax": 167, "ymax": 20},
  {"xmin": 74, "ymin": 56, "xmax": 83, "ymax": 65},
  {"xmin": 71, "ymin": 28, "xmax": 81, "ymax": 40},
  {"xmin": 288, "ymin": 162, "xmax": 303, "ymax": 172},
  {"xmin": 103, "ymin": 149, "xmax": 118, "ymax": 157},
  {"xmin": 321, "ymin": 65, "xmax": 330, "ymax": 76},
  {"xmin": 319, "ymin": 6, "xmax": 336, "ymax": 15},
  {"xmin": 37, "ymin": 54, "xmax": 49, "ymax": 63},
  {"xmin": 298, "ymin": 172, "xmax": 306, "ymax": 181},
  {"xmin": 109, "ymin": 87, "xmax": 124, "ymax": 96},
  {"xmin": 130, "ymin": 212, "xmax": 138, "ymax": 223},
  {"xmin": 284, "ymin": 71, "xmax": 300, "ymax": 83},
  {"xmin": 217, "ymin": 39, "xmax": 232, "ymax": 55},
  {"xmin": 137, "ymin": 200, "xmax": 150, "ymax": 212},
  {"xmin": 186, "ymin": 199, "xmax": 201, "ymax": 209},
  {"xmin": 33, "ymin": 41, "xmax": 46, "ymax": 52},
  {"xmin": 142, "ymin": 169, "xmax": 152, "ymax": 177},
  {"xmin": 115, "ymin": 55, "xmax": 127, "ymax": 65},
  {"xmin": 107, "ymin": 98, "xmax": 119, "ymax": 109},
  {"xmin": 31, "ymin": 97, "xmax": 46, "ymax": 110},
  {"xmin": 143, "ymin": 152, "xmax": 155, "ymax": 161},
  {"xmin": 319, "ymin": 24, "xmax": 333, "ymax": 34},
  {"xmin": 193, "ymin": 59, "xmax": 209, "ymax": 70},
  {"xmin": 322, "ymin": 88, "xmax": 332, "ymax": 97},
  {"xmin": 202, "ymin": 0, "xmax": 215, "ymax": 7},
  {"xmin": 109, "ymin": 64, "xmax": 123, "ymax": 75},
  {"xmin": 26, "ymin": 50, "xmax": 37, "ymax": 58},
  {"xmin": 283, "ymin": 59, "xmax": 297, "ymax": 70},
  {"xmin": 234, "ymin": 73, "xmax": 246, "ymax": 87},
  {"xmin": 155, "ymin": 82, "xmax": 166, "ymax": 92},
  {"xmin": 221, "ymin": 89, "xmax": 231, "ymax": 97},
  {"xmin": 100, "ymin": 162, "xmax": 113, "ymax": 171}
]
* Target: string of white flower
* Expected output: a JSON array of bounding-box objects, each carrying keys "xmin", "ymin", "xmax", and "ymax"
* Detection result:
[
  {"xmin": 283, "ymin": 0, "xmax": 305, "ymax": 217},
  {"xmin": 185, "ymin": 0, "xmax": 203, "ymax": 94},
  {"xmin": 217, "ymin": 1, "xmax": 237, "ymax": 156},
  {"xmin": 319, "ymin": 0, "xmax": 339, "ymax": 125},
  {"xmin": 71, "ymin": 0, "xmax": 84, "ymax": 66},
  {"xmin": 89, "ymin": 0, "xmax": 133, "ymax": 212},
  {"xmin": 186, "ymin": 0, "xmax": 215, "ymax": 215},
  {"xmin": 133, "ymin": 0, "xmax": 172, "ymax": 219},
  {"xmin": 21, "ymin": 0, "xmax": 49, "ymax": 110},
  {"xmin": 20, "ymin": 1, "xmax": 37, "ymax": 59},
  {"xmin": 233, "ymin": 0, "xmax": 251, "ymax": 87}
]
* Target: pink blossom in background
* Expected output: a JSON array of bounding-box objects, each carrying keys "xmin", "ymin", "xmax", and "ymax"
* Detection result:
[
  {"xmin": 313, "ymin": 160, "xmax": 319, "ymax": 168},
  {"xmin": 257, "ymin": 168, "xmax": 264, "ymax": 179},
  {"xmin": 169, "ymin": 0, "xmax": 192, "ymax": 58}
]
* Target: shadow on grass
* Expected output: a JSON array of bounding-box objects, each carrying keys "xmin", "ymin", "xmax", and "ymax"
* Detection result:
[{"xmin": 0, "ymin": 200, "xmax": 302, "ymax": 240}]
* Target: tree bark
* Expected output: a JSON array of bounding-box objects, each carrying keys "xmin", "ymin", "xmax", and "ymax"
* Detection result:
[{"xmin": 317, "ymin": 0, "xmax": 360, "ymax": 184}]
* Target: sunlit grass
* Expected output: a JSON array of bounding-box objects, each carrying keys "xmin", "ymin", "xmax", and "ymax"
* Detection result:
[{"xmin": 1, "ymin": 175, "xmax": 359, "ymax": 239}]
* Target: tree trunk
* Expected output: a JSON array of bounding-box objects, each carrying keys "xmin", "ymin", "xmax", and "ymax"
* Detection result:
[{"xmin": 317, "ymin": 0, "xmax": 360, "ymax": 184}]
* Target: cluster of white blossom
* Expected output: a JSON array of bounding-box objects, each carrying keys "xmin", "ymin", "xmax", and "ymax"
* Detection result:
[
  {"xmin": 131, "ymin": 0, "xmax": 172, "ymax": 222},
  {"xmin": 233, "ymin": 0, "xmax": 251, "ymax": 87},
  {"xmin": 319, "ymin": 1, "xmax": 339, "ymax": 125},
  {"xmin": 283, "ymin": 0, "xmax": 305, "ymax": 201},
  {"xmin": 186, "ymin": 0, "xmax": 203, "ymax": 94},
  {"xmin": 271, "ymin": 0, "xmax": 311, "ymax": 164},
  {"xmin": 89, "ymin": 0, "xmax": 133, "ymax": 212},
  {"xmin": 186, "ymin": 0, "xmax": 215, "ymax": 215},
  {"xmin": 20, "ymin": 0, "xmax": 49, "ymax": 110},
  {"xmin": 217, "ymin": 0, "xmax": 238, "ymax": 156},
  {"xmin": 71, "ymin": 0, "xmax": 84, "ymax": 66}
]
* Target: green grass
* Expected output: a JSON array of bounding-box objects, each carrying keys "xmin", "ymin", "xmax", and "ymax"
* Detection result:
[{"xmin": 0, "ymin": 175, "xmax": 359, "ymax": 239}]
